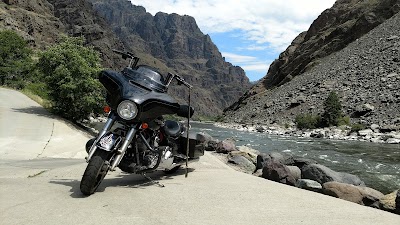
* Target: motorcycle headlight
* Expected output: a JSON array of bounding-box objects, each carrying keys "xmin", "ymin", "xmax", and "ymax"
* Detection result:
[{"xmin": 117, "ymin": 100, "xmax": 138, "ymax": 120}]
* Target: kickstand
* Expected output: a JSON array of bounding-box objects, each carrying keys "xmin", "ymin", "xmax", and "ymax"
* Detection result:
[{"xmin": 141, "ymin": 173, "xmax": 165, "ymax": 188}]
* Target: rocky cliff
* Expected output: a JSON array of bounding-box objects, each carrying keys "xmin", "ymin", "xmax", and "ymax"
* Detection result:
[
  {"xmin": 223, "ymin": 9, "xmax": 400, "ymax": 130},
  {"xmin": 224, "ymin": 0, "xmax": 400, "ymax": 129},
  {"xmin": 88, "ymin": 0, "xmax": 250, "ymax": 116},
  {"xmin": 0, "ymin": 0, "xmax": 250, "ymax": 117}
]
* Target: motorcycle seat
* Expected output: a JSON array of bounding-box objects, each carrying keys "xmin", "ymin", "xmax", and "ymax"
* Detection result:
[{"xmin": 163, "ymin": 120, "xmax": 182, "ymax": 137}]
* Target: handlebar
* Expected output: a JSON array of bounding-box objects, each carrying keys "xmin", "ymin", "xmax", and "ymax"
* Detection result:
[
  {"xmin": 112, "ymin": 49, "xmax": 139, "ymax": 68},
  {"xmin": 166, "ymin": 72, "xmax": 192, "ymax": 89}
]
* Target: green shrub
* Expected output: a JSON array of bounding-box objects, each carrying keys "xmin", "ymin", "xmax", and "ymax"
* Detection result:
[
  {"xmin": 295, "ymin": 114, "xmax": 322, "ymax": 129},
  {"xmin": 350, "ymin": 123, "xmax": 366, "ymax": 133},
  {"xmin": 321, "ymin": 91, "xmax": 342, "ymax": 127},
  {"xmin": 0, "ymin": 30, "xmax": 33, "ymax": 87},
  {"xmin": 37, "ymin": 36, "xmax": 105, "ymax": 121},
  {"xmin": 338, "ymin": 115, "xmax": 351, "ymax": 126}
]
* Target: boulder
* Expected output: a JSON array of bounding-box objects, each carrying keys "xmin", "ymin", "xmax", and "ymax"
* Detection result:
[
  {"xmin": 255, "ymin": 126, "xmax": 265, "ymax": 133},
  {"xmin": 205, "ymin": 140, "xmax": 218, "ymax": 151},
  {"xmin": 358, "ymin": 129, "xmax": 374, "ymax": 136},
  {"xmin": 301, "ymin": 164, "xmax": 365, "ymax": 186},
  {"xmin": 227, "ymin": 155, "xmax": 256, "ymax": 174},
  {"xmin": 216, "ymin": 138, "xmax": 237, "ymax": 153},
  {"xmin": 296, "ymin": 179, "xmax": 322, "ymax": 192},
  {"xmin": 287, "ymin": 166, "xmax": 301, "ymax": 180},
  {"xmin": 292, "ymin": 157, "xmax": 316, "ymax": 170},
  {"xmin": 261, "ymin": 159, "xmax": 296, "ymax": 186},
  {"xmin": 353, "ymin": 103, "xmax": 375, "ymax": 117},
  {"xmin": 379, "ymin": 190, "xmax": 400, "ymax": 214},
  {"xmin": 256, "ymin": 152, "xmax": 295, "ymax": 169},
  {"xmin": 323, "ymin": 182, "xmax": 383, "ymax": 206},
  {"xmin": 387, "ymin": 138, "xmax": 400, "ymax": 144},
  {"xmin": 228, "ymin": 150, "xmax": 257, "ymax": 164},
  {"xmin": 236, "ymin": 146, "xmax": 260, "ymax": 163},
  {"xmin": 253, "ymin": 169, "xmax": 263, "ymax": 177}
]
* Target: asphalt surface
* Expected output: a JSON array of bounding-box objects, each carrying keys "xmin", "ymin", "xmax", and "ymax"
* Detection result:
[{"xmin": 1, "ymin": 87, "xmax": 399, "ymax": 225}]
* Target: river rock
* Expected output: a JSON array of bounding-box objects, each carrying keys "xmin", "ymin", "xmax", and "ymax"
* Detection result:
[
  {"xmin": 256, "ymin": 152, "xmax": 295, "ymax": 169},
  {"xmin": 205, "ymin": 140, "xmax": 218, "ymax": 151},
  {"xmin": 216, "ymin": 138, "xmax": 237, "ymax": 153},
  {"xmin": 323, "ymin": 182, "xmax": 383, "ymax": 206},
  {"xmin": 261, "ymin": 158, "xmax": 296, "ymax": 186},
  {"xmin": 387, "ymin": 138, "xmax": 400, "ymax": 144},
  {"xmin": 292, "ymin": 157, "xmax": 316, "ymax": 170},
  {"xmin": 236, "ymin": 146, "xmax": 260, "ymax": 163},
  {"xmin": 379, "ymin": 190, "xmax": 400, "ymax": 214},
  {"xmin": 227, "ymin": 155, "xmax": 256, "ymax": 174},
  {"xmin": 353, "ymin": 103, "xmax": 375, "ymax": 117},
  {"xmin": 287, "ymin": 166, "xmax": 301, "ymax": 180},
  {"xmin": 295, "ymin": 179, "xmax": 323, "ymax": 192},
  {"xmin": 370, "ymin": 124, "xmax": 380, "ymax": 131},
  {"xmin": 228, "ymin": 149, "xmax": 257, "ymax": 164},
  {"xmin": 358, "ymin": 129, "xmax": 374, "ymax": 136},
  {"xmin": 253, "ymin": 169, "xmax": 263, "ymax": 177},
  {"xmin": 301, "ymin": 164, "xmax": 365, "ymax": 186}
]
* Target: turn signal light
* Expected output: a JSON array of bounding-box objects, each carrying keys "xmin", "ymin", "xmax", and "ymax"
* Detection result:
[
  {"xmin": 103, "ymin": 106, "xmax": 111, "ymax": 113},
  {"xmin": 141, "ymin": 123, "xmax": 149, "ymax": 129}
]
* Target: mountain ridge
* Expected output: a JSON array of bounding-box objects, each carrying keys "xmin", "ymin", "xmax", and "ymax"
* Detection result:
[
  {"xmin": 223, "ymin": 6, "xmax": 400, "ymax": 129},
  {"xmin": 0, "ymin": 0, "xmax": 251, "ymax": 117}
]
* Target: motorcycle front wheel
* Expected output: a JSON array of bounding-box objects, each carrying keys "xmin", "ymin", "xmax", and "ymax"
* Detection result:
[{"xmin": 80, "ymin": 156, "xmax": 109, "ymax": 196}]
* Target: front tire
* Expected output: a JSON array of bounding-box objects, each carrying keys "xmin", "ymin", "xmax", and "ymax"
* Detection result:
[{"xmin": 80, "ymin": 156, "xmax": 109, "ymax": 196}]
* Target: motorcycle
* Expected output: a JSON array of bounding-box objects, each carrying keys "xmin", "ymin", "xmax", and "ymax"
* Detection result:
[{"xmin": 80, "ymin": 50, "xmax": 205, "ymax": 196}]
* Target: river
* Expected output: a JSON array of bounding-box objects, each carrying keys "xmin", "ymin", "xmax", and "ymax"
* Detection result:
[{"xmin": 190, "ymin": 122, "xmax": 400, "ymax": 194}]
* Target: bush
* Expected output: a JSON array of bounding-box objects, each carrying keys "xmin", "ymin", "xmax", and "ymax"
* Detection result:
[
  {"xmin": 351, "ymin": 123, "xmax": 366, "ymax": 133},
  {"xmin": 321, "ymin": 91, "xmax": 342, "ymax": 127},
  {"xmin": 37, "ymin": 36, "xmax": 105, "ymax": 121},
  {"xmin": 338, "ymin": 116, "xmax": 351, "ymax": 126},
  {"xmin": 0, "ymin": 30, "xmax": 33, "ymax": 87},
  {"xmin": 295, "ymin": 114, "xmax": 322, "ymax": 129}
]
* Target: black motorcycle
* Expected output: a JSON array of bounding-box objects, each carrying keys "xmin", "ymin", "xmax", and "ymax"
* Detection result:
[{"xmin": 80, "ymin": 50, "xmax": 204, "ymax": 196}]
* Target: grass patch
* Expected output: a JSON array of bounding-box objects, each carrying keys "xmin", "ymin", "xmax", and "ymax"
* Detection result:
[{"xmin": 21, "ymin": 87, "xmax": 52, "ymax": 109}]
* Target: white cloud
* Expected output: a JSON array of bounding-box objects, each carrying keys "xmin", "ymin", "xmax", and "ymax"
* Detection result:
[
  {"xmin": 130, "ymin": 0, "xmax": 336, "ymax": 52},
  {"xmin": 222, "ymin": 52, "xmax": 271, "ymax": 73},
  {"xmin": 221, "ymin": 52, "xmax": 257, "ymax": 64},
  {"xmin": 242, "ymin": 63, "xmax": 271, "ymax": 72}
]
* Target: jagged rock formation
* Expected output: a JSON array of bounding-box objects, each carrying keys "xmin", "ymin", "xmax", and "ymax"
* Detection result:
[
  {"xmin": 223, "ymin": 10, "xmax": 400, "ymax": 129},
  {"xmin": 88, "ymin": 0, "xmax": 250, "ymax": 116},
  {"xmin": 0, "ymin": 0, "xmax": 250, "ymax": 117},
  {"xmin": 226, "ymin": 0, "xmax": 400, "ymax": 115}
]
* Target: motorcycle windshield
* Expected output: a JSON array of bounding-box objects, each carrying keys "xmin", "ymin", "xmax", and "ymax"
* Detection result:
[{"xmin": 123, "ymin": 66, "xmax": 167, "ymax": 93}]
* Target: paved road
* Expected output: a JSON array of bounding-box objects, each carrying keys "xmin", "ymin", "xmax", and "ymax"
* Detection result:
[{"xmin": 0, "ymin": 87, "xmax": 399, "ymax": 225}]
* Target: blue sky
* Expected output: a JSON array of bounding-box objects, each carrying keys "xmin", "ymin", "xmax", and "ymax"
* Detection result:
[{"xmin": 130, "ymin": 0, "xmax": 336, "ymax": 81}]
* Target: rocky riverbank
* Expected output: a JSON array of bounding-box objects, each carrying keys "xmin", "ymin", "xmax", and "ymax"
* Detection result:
[
  {"xmin": 201, "ymin": 135, "xmax": 400, "ymax": 215},
  {"xmin": 214, "ymin": 122, "xmax": 400, "ymax": 144}
]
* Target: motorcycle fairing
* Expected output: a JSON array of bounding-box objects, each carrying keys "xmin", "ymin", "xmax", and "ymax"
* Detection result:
[{"xmin": 99, "ymin": 69, "xmax": 182, "ymax": 121}]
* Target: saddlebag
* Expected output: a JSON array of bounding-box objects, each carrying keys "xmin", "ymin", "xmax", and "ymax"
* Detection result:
[{"xmin": 180, "ymin": 133, "xmax": 205, "ymax": 158}]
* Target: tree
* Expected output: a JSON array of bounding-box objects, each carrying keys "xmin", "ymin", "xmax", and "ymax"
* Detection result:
[
  {"xmin": 321, "ymin": 91, "xmax": 342, "ymax": 127},
  {"xmin": 37, "ymin": 36, "xmax": 104, "ymax": 121},
  {"xmin": 0, "ymin": 30, "xmax": 32, "ymax": 87}
]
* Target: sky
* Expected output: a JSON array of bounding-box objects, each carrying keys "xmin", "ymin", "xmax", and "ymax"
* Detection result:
[{"xmin": 130, "ymin": 0, "xmax": 337, "ymax": 81}]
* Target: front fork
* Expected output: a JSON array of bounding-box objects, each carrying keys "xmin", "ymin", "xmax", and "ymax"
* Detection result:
[
  {"xmin": 86, "ymin": 113, "xmax": 117, "ymax": 162},
  {"xmin": 86, "ymin": 112, "xmax": 139, "ymax": 171}
]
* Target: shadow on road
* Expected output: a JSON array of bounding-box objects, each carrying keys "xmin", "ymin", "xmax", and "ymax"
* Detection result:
[
  {"xmin": 12, "ymin": 106, "xmax": 55, "ymax": 119},
  {"xmin": 50, "ymin": 168, "xmax": 195, "ymax": 198}
]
